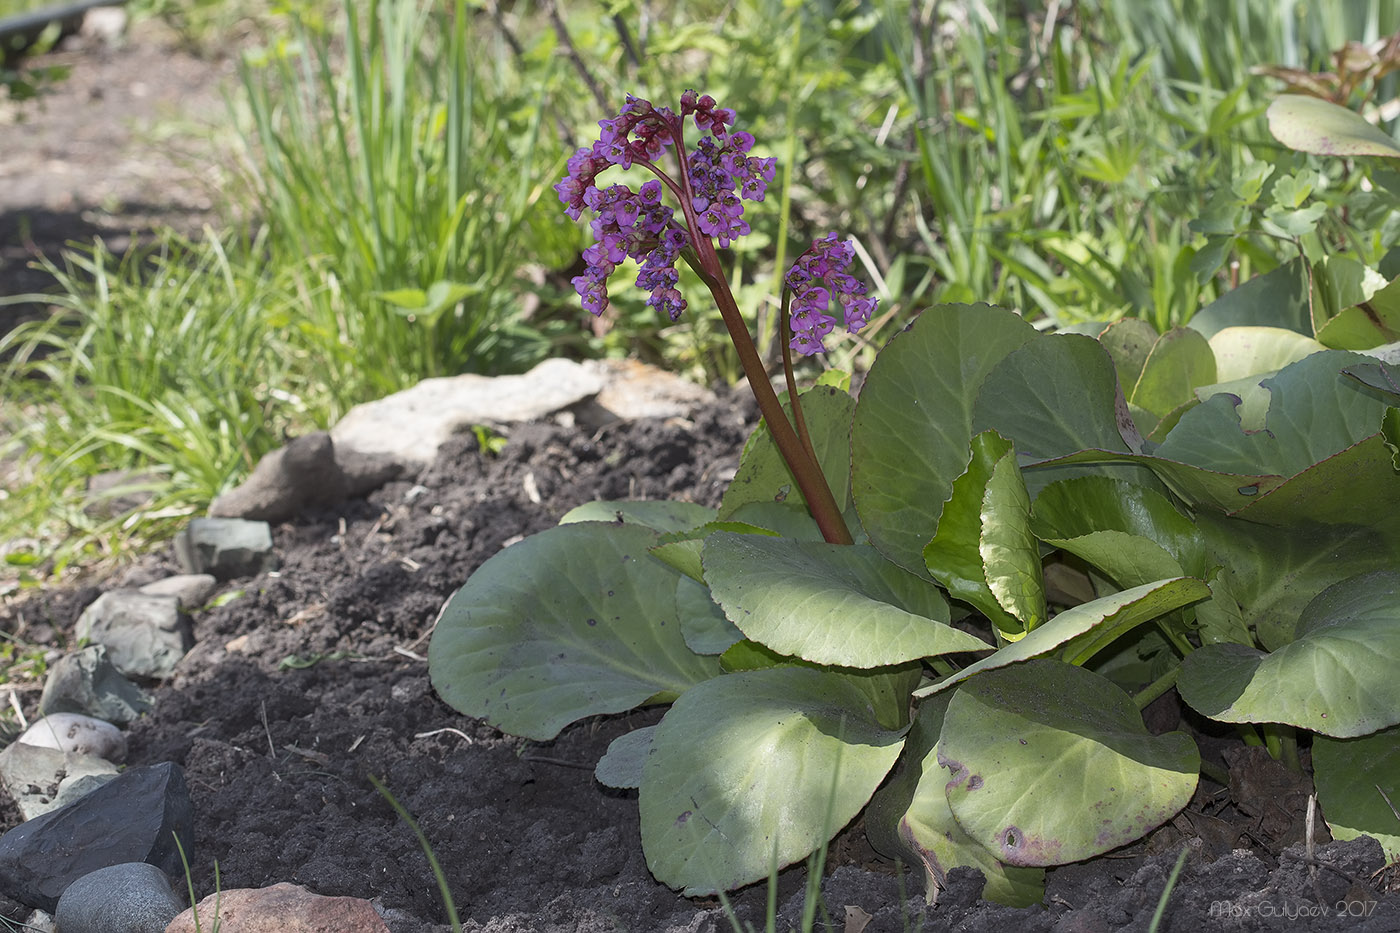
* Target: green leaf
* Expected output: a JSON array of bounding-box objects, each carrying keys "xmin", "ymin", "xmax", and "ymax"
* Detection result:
[
  {"xmin": 1129, "ymin": 327, "xmax": 1217, "ymax": 420},
  {"xmin": 703, "ymin": 532, "xmax": 981, "ymax": 667},
  {"xmin": 1156, "ymin": 350, "xmax": 1393, "ymax": 479},
  {"xmin": 915, "ymin": 577, "xmax": 1211, "ymax": 697},
  {"xmin": 938, "ymin": 660, "xmax": 1199, "ymax": 865},
  {"xmin": 1098, "ymin": 318, "xmax": 1158, "ymax": 397},
  {"xmin": 1343, "ymin": 361, "xmax": 1400, "ymax": 403},
  {"xmin": 1267, "ymin": 95, "xmax": 1400, "ymax": 158},
  {"xmin": 596, "ymin": 726, "xmax": 655, "ymax": 790},
  {"xmin": 428, "ymin": 523, "xmax": 721, "ymax": 740},
  {"xmin": 639, "ymin": 667, "xmax": 905, "ymax": 895},
  {"xmin": 1031, "ymin": 477, "xmax": 1207, "ymax": 578},
  {"xmin": 974, "ymin": 333, "xmax": 1138, "ymax": 461},
  {"xmin": 1313, "ymin": 725, "xmax": 1400, "ymax": 860},
  {"xmin": 923, "ymin": 431, "xmax": 1024, "ymax": 636},
  {"xmin": 719, "ymin": 385, "xmax": 855, "ymax": 519},
  {"xmin": 559, "ymin": 500, "xmax": 715, "ymax": 533},
  {"xmin": 979, "ymin": 452, "xmax": 1047, "ymax": 634},
  {"xmin": 867, "ymin": 695, "xmax": 1046, "ymax": 907},
  {"xmin": 676, "ymin": 576, "xmax": 743, "ymax": 655},
  {"xmin": 852, "ymin": 304, "xmax": 1038, "ymax": 574},
  {"xmin": 1187, "ymin": 258, "xmax": 1313, "ymax": 339},
  {"xmin": 1178, "ymin": 571, "xmax": 1400, "ymax": 737},
  {"xmin": 650, "ymin": 520, "xmax": 779, "ymax": 582},
  {"xmin": 1207, "ymin": 326, "xmax": 1323, "ymax": 383}
]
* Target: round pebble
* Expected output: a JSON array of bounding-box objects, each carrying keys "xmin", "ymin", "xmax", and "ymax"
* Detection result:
[
  {"xmin": 54, "ymin": 861, "xmax": 184, "ymax": 933},
  {"xmin": 18, "ymin": 713, "xmax": 127, "ymax": 762}
]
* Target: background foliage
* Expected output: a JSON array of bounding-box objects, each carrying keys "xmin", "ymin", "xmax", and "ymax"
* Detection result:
[{"xmin": 4, "ymin": 0, "xmax": 1400, "ymax": 573}]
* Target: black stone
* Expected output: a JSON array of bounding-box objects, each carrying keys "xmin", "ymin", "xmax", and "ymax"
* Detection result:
[{"xmin": 0, "ymin": 761, "xmax": 193, "ymax": 912}]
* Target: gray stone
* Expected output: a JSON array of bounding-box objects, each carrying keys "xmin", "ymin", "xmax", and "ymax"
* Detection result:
[
  {"xmin": 330, "ymin": 357, "xmax": 605, "ymax": 470},
  {"xmin": 0, "ymin": 761, "xmax": 193, "ymax": 912},
  {"xmin": 18, "ymin": 713, "xmax": 126, "ymax": 762},
  {"xmin": 576, "ymin": 359, "xmax": 716, "ymax": 426},
  {"xmin": 0, "ymin": 742, "xmax": 119, "ymax": 820},
  {"xmin": 137, "ymin": 574, "xmax": 216, "ymax": 609},
  {"xmin": 171, "ymin": 517, "xmax": 277, "ymax": 580},
  {"xmin": 73, "ymin": 591, "xmax": 194, "ymax": 680},
  {"xmin": 82, "ymin": 469, "xmax": 160, "ymax": 519},
  {"xmin": 208, "ymin": 431, "xmax": 399, "ymax": 523},
  {"xmin": 55, "ymin": 861, "xmax": 183, "ymax": 933},
  {"xmin": 39, "ymin": 645, "xmax": 151, "ymax": 724}
]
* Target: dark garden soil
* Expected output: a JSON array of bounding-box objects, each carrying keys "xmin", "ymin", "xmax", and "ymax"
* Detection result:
[{"xmin": 4, "ymin": 16, "xmax": 1400, "ymax": 933}]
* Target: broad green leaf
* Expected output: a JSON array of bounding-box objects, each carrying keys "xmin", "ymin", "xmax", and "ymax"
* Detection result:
[
  {"xmin": 1198, "ymin": 516, "xmax": 1398, "ymax": 648},
  {"xmin": 1130, "ymin": 327, "xmax": 1217, "ymax": 420},
  {"xmin": 979, "ymin": 453, "xmax": 1046, "ymax": 634},
  {"xmin": 560, "ymin": 500, "xmax": 715, "ymax": 533},
  {"xmin": 1313, "ymin": 726, "xmax": 1400, "ymax": 860},
  {"xmin": 1178, "ymin": 571, "xmax": 1400, "ymax": 737},
  {"xmin": 639, "ymin": 667, "xmax": 905, "ymax": 895},
  {"xmin": 595, "ymin": 726, "xmax": 656, "ymax": 790},
  {"xmin": 1031, "ymin": 477, "xmax": 1207, "ymax": 577},
  {"xmin": 1268, "ymin": 95, "xmax": 1400, "ymax": 158},
  {"xmin": 1027, "ymin": 446, "xmax": 1283, "ymax": 514},
  {"xmin": 1228, "ymin": 433, "xmax": 1400, "ymax": 531},
  {"xmin": 1157, "ymin": 350, "xmax": 1393, "ymax": 479},
  {"xmin": 1209, "ymin": 326, "xmax": 1324, "ymax": 383},
  {"xmin": 866, "ymin": 695, "xmax": 1045, "ymax": 907},
  {"xmin": 703, "ymin": 532, "xmax": 981, "ymax": 667},
  {"xmin": 1343, "ymin": 360, "xmax": 1400, "ymax": 403},
  {"xmin": 1098, "ymin": 317, "xmax": 1158, "ymax": 392},
  {"xmin": 1187, "ymin": 258, "xmax": 1312, "ymax": 339},
  {"xmin": 852, "ymin": 304, "xmax": 1038, "ymax": 574},
  {"xmin": 650, "ymin": 520, "xmax": 779, "ymax": 582},
  {"xmin": 719, "ymin": 385, "xmax": 855, "ymax": 519},
  {"xmin": 676, "ymin": 576, "xmax": 743, "ymax": 655},
  {"xmin": 973, "ymin": 333, "xmax": 1137, "ymax": 462},
  {"xmin": 915, "ymin": 578, "xmax": 1211, "ymax": 697},
  {"xmin": 1312, "ymin": 255, "xmax": 1400, "ymax": 349},
  {"xmin": 428, "ymin": 523, "xmax": 721, "ymax": 740},
  {"xmin": 923, "ymin": 431, "xmax": 1023, "ymax": 635},
  {"xmin": 938, "ymin": 661, "xmax": 1199, "ymax": 865}
]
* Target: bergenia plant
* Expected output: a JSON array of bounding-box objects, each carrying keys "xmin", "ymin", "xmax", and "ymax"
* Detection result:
[{"xmin": 431, "ymin": 91, "xmax": 1400, "ymax": 906}]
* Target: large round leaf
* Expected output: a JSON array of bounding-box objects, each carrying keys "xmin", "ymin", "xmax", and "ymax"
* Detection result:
[
  {"xmin": 702, "ymin": 532, "xmax": 982, "ymax": 667},
  {"xmin": 867, "ymin": 695, "xmax": 1045, "ymax": 907},
  {"xmin": 916, "ymin": 577, "xmax": 1211, "ymax": 696},
  {"xmin": 851, "ymin": 304, "xmax": 1037, "ymax": 574},
  {"xmin": 1178, "ymin": 570, "xmax": 1400, "ymax": 737},
  {"xmin": 559, "ymin": 499, "xmax": 715, "ymax": 532},
  {"xmin": 1031, "ymin": 476, "xmax": 1207, "ymax": 578},
  {"xmin": 428, "ymin": 522, "xmax": 721, "ymax": 740},
  {"xmin": 639, "ymin": 667, "xmax": 905, "ymax": 895},
  {"xmin": 938, "ymin": 660, "xmax": 1199, "ymax": 866},
  {"xmin": 1313, "ymin": 725, "xmax": 1400, "ymax": 860},
  {"xmin": 1267, "ymin": 95, "xmax": 1400, "ymax": 158}
]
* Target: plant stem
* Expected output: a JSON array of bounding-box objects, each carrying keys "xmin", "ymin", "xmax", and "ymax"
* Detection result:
[
  {"xmin": 1132, "ymin": 666, "xmax": 1178, "ymax": 711},
  {"xmin": 689, "ymin": 248, "xmax": 852, "ymax": 545},
  {"xmin": 779, "ymin": 290, "xmax": 820, "ymax": 469}
]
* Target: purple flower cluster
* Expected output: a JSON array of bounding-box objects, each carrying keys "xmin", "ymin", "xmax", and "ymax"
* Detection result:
[
  {"xmin": 554, "ymin": 92, "xmax": 776, "ymax": 320},
  {"xmin": 784, "ymin": 234, "xmax": 878, "ymax": 356}
]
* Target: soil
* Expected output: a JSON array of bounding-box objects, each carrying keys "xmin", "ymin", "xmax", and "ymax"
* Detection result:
[{"xmin": 3, "ymin": 16, "xmax": 1400, "ymax": 933}]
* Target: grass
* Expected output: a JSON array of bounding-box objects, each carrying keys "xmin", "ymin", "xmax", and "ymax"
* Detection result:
[{"xmin": 5, "ymin": 0, "xmax": 1400, "ymax": 570}]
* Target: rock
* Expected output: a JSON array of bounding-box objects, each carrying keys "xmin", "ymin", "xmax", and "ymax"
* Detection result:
[
  {"xmin": 56, "ymin": 861, "xmax": 183, "ymax": 933},
  {"xmin": 39, "ymin": 645, "xmax": 152, "ymax": 724},
  {"xmin": 18, "ymin": 713, "xmax": 126, "ymax": 761},
  {"xmin": 83, "ymin": 469, "xmax": 160, "ymax": 519},
  {"xmin": 0, "ymin": 762, "xmax": 193, "ymax": 912},
  {"xmin": 208, "ymin": 432, "xmax": 399, "ymax": 523},
  {"xmin": 330, "ymin": 357, "xmax": 605, "ymax": 470},
  {"xmin": 0, "ymin": 742, "xmax": 119, "ymax": 820},
  {"xmin": 164, "ymin": 883, "xmax": 390, "ymax": 932},
  {"xmin": 575, "ymin": 358, "xmax": 717, "ymax": 426},
  {"xmin": 138, "ymin": 574, "xmax": 217, "ymax": 609},
  {"xmin": 80, "ymin": 6, "xmax": 128, "ymax": 43},
  {"xmin": 171, "ymin": 518, "xmax": 277, "ymax": 580},
  {"xmin": 73, "ymin": 591, "xmax": 194, "ymax": 680}
]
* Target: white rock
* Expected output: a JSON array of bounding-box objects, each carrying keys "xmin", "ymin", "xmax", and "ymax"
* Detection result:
[
  {"xmin": 330, "ymin": 357, "xmax": 604, "ymax": 469},
  {"xmin": 0, "ymin": 743, "xmax": 118, "ymax": 820},
  {"xmin": 19, "ymin": 713, "xmax": 127, "ymax": 762},
  {"xmin": 138, "ymin": 573, "xmax": 217, "ymax": 609}
]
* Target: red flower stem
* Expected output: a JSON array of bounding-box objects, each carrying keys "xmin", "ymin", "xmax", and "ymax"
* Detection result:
[
  {"xmin": 688, "ymin": 247, "xmax": 852, "ymax": 545},
  {"xmin": 778, "ymin": 289, "xmax": 820, "ymax": 469}
]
